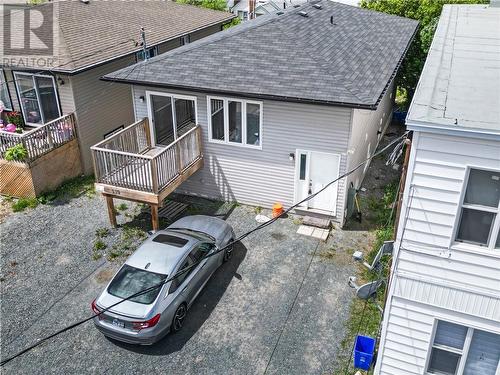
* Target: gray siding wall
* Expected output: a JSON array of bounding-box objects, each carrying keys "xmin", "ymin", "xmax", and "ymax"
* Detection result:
[
  {"xmin": 70, "ymin": 56, "xmax": 136, "ymax": 173},
  {"xmin": 346, "ymin": 81, "xmax": 395, "ymax": 194},
  {"xmin": 157, "ymin": 23, "xmax": 223, "ymax": 54},
  {"xmin": 132, "ymin": 86, "xmax": 352, "ymax": 219},
  {"xmin": 72, "ymin": 22, "xmax": 226, "ymax": 173}
]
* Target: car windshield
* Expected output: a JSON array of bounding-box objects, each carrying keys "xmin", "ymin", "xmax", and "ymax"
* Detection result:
[{"xmin": 108, "ymin": 264, "xmax": 167, "ymax": 305}]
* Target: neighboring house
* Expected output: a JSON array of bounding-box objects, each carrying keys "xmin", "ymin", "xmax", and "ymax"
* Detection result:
[
  {"xmin": 92, "ymin": 1, "xmax": 417, "ymax": 229},
  {"xmin": 229, "ymin": 0, "xmax": 307, "ymax": 20},
  {"xmin": 0, "ymin": 0, "xmax": 234, "ymax": 193},
  {"xmin": 375, "ymin": 4, "xmax": 500, "ymax": 375}
]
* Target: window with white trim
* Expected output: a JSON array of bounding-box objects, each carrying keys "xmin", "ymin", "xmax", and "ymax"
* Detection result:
[
  {"xmin": 135, "ymin": 46, "xmax": 158, "ymax": 62},
  {"xmin": 455, "ymin": 168, "xmax": 500, "ymax": 249},
  {"xmin": 14, "ymin": 72, "xmax": 61, "ymax": 125},
  {"xmin": 208, "ymin": 97, "xmax": 262, "ymax": 148},
  {"xmin": 1, "ymin": 70, "xmax": 13, "ymax": 111},
  {"xmin": 180, "ymin": 35, "xmax": 190, "ymax": 46},
  {"xmin": 427, "ymin": 320, "xmax": 500, "ymax": 375},
  {"xmin": 237, "ymin": 10, "xmax": 248, "ymax": 21}
]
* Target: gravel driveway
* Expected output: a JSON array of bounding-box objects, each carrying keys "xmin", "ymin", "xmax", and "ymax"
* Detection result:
[{"xmin": 0, "ymin": 191, "xmax": 372, "ymax": 375}]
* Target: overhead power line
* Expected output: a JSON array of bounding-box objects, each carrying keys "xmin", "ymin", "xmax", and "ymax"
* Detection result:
[{"xmin": 0, "ymin": 131, "xmax": 409, "ymax": 367}]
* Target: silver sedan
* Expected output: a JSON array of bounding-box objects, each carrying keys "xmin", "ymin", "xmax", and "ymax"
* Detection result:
[{"xmin": 92, "ymin": 215, "xmax": 235, "ymax": 345}]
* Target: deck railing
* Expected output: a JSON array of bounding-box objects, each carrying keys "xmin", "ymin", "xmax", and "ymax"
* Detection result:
[
  {"xmin": 91, "ymin": 119, "xmax": 202, "ymax": 194},
  {"xmin": 0, "ymin": 113, "xmax": 77, "ymax": 162}
]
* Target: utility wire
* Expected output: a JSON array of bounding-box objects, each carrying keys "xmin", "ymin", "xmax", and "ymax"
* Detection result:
[{"xmin": 0, "ymin": 131, "xmax": 409, "ymax": 367}]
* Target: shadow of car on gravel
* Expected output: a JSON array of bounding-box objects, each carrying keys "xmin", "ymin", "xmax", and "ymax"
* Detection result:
[{"xmin": 105, "ymin": 241, "xmax": 247, "ymax": 355}]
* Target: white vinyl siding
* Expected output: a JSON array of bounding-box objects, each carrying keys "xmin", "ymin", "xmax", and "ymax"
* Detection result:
[
  {"xmin": 346, "ymin": 81, "xmax": 395, "ymax": 193},
  {"xmin": 132, "ymin": 85, "xmax": 352, "ymax": 220},
  {"xmin": 376, "ymin": 131, "xmax": 500, "ymax": 375}
]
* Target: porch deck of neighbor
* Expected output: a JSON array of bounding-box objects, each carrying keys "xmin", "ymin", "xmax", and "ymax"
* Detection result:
[{"xmin": 91, "ymin": 118, "xmax": 203, "ymax": 229}]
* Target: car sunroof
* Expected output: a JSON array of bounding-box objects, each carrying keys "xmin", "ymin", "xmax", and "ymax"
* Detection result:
[{"xmin": 152, "ymin": 234, "xmax": 189, "ymax": 248}]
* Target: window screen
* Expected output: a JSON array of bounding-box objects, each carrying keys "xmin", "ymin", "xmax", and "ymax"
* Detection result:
[
  {"xmin": 463, "ymin": 329, "xmax": 500, "ymax": 375},
  {"xmin": 456, "ymin": 168, "xmax": 500, "ymax": 247},
  {"xmin": 210, "ymin": 99, "xmax": 224, "ymax": 141}
]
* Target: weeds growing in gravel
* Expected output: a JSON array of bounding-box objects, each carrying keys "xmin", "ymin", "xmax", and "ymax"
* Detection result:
[
  {"xmin": 12, "ymin": 197, "xmax": 39, "ymax": 212},
  {"xmin": 95, "ymin": 228, "xmax": 110, "ymax": 238},
  {"xmin": 116, "ymin": 203, "xmax": 128, "ymax": 211}
]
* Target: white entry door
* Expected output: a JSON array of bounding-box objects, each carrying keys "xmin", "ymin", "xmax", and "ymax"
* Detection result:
[{"xmin": 295, "ymin": 150, "xmax": 341, "ymax": 216}]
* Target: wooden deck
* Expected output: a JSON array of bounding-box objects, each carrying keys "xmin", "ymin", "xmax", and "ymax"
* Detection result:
[{"xmin": 91, "ymin": 118, "xmax": 203, "ymax": 229}]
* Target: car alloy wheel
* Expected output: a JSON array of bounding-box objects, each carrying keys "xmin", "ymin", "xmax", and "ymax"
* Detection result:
[
  {"xmin": 172, "ymin": 304, "xmax": 187, "ymax": 333},
  {"xmin": 223, "ymin": 239, "xmax": 234, "ymax": 262}
]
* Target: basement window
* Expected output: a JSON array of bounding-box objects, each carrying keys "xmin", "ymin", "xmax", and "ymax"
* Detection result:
[
  {"xmin": 208, "ymin": 96, "xmax": 262, "ymax": 149},
  {"xmin": 455, "ymin": 168, "xmax": 500, "ymax": 249}
]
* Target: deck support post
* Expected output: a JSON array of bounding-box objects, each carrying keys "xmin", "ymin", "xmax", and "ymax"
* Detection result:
[
  {"xmin": 105, "ymin": 195, "xmax": 117, "ymax": 228},
  {"xmin": 150, "ymin": 204, "xmax": 159, "ymax": 231}
]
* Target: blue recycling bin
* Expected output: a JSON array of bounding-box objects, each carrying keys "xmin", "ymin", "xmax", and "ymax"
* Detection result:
[{"xmin": 354, "ymin": 335, "xmax": 376, "ymax": 371}]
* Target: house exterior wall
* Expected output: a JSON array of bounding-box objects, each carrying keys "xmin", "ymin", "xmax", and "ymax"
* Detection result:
[
  {"xmin": 375, "ymin": 130, "xmax": 500, "ymax": 375},
  {"xmin": 156, "ymin": 23, "xmax": 223, "ymax": 54},
  {"xmin": 132, "ymin": 85, "xmax": 352, "ymax": 220},
  {"xmin": 70, "ymin": 56, "xmax": 137, "ymax": 173},
  {"xmin": 3, "ymin": 69, "xmax": 75, "ymax": 116},
  {"xmin": 345, "ymin": 80, "xmax": 395, "ymax": 219}
]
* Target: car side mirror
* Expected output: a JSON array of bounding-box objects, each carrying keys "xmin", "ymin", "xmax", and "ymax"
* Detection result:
[{"xmin": 147, "ymin": 230, "xmax": 156, "ymax": 236}]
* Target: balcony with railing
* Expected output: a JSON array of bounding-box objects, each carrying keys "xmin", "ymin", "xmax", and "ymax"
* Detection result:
[
  {"xmin": 0, "ymin": 113, "xmax": 82, "ymax": 198},
  {"xmin": 0, "ymin": 113, "xmax": 77, "ymax": 162},
  {"xmin": 91, "ymin": 118, "xmax": 203, "ymax": 229}
]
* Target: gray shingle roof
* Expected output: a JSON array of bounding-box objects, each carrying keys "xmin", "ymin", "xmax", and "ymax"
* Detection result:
[
  {"xmin": 104, "ymin": 0, "xmax": 418, "ymax": 109},
  {"xmin": 2, "ymin": 0, "xmax": 234, "ymax": 73}
]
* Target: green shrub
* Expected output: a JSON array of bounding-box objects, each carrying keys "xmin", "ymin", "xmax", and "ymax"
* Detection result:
[
  {"xmin": 5, "ymin": 144, "xmax": 28, "ymax": 162},
  {"xmin": 95, "ymin": 228, "xmax": 110, "ymax": 238}
]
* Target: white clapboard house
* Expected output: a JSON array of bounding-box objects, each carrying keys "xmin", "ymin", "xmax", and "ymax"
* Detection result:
[{"xmin": 375, "ymin": 4, "xmax": 500, "ymax": 375}]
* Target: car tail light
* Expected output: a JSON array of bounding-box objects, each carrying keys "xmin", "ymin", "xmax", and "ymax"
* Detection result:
[
  {"xmin": 91, "ymin": 299, "xmax": 102, "ymax": 319},
  {"xmin": 132, "ymin": 314, "xmax": 161, "ymax": 331}
]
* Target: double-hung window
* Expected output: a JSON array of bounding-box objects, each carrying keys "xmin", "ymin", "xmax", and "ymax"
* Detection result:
[
  {"xmin": 1, "ymin": 70, "xmax": 13, "ymax": 111},
  {"xmin": 237, "ymin": 10, "xmax": 248, "ymax": 21},
  {"xmin": 455, "ymin": 168, "xmax": 500, "ymax": 250},
  {"xmin": 208, "ymin": 96, "xmax": 262, "ymax": 148},
  {"xmin": 427, "ymin": 320, "xmax": 500, "ymax": 375},
  {"xmin": 14, "ymin": 72, "xmax": 61, "ymax": 126}
]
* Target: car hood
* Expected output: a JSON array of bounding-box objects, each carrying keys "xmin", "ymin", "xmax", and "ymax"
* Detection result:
[{"xmin": 97, "ymin": 290, "xmax": 156, "ymax": 320}]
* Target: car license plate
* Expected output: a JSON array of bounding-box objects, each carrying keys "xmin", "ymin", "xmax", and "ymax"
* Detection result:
[{"xmin": 112, "ymin": 318, "xmax": 125, "ymax": 328}]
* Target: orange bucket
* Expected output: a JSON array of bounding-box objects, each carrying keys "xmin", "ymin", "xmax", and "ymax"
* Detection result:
[{"xmin": 272, "ymin": 202, "xmax": 284, "ymax": 218}]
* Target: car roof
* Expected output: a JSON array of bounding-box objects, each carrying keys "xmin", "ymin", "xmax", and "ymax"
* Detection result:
[{"xmin": 125, "ymin": 230, "xmax": 198, "ymax": 275}]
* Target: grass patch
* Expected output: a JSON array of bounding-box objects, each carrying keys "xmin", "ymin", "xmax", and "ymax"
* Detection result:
[
  {"xmin": 12, "ymin": 197, "xmax": 39, "ymax": 212},
  {"xmin": 333, "ymin": 182, "xmax": 399, "ymax": 374},
  {"xmin": 39, "ymin": 175, "xmax": 96, "ymax": 203}
]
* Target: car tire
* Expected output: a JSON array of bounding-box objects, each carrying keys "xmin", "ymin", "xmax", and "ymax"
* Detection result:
[
  {"xmin": 223, "ymin": 239, "xmax": 234, "ymax": 262},
  {"xmin": 171, "ymin": 303, "xmax": 187, "ymax": 333}
]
